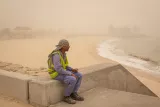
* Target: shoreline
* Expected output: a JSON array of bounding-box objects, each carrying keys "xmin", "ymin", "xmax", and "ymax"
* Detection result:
[{"xmin": 97, "ymin": 38, "xmax": 160, "ymax": 74}]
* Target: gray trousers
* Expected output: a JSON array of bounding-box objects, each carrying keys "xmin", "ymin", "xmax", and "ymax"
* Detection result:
[{"xmin": 54, "ymin": 71, "xmax": 82, "ymax": 96}]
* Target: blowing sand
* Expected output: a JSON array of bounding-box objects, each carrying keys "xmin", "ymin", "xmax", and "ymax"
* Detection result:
[{"xmin": 0, "ymin": 35, "xmax": 160, "ymax": 107}]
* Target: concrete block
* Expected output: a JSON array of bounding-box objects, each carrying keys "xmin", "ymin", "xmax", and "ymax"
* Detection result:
[
  {"xmin": 79, "ymin": 63, "xmax": 120, "ymax": 92},
  {"xmin": 80, "ymin": 63, "xmax": 121, "ymax": 89},
  {"xmin": 92, "ymin": 64, "xmax": 157, "ymax": 97},
  {"xmin": 29, "ymin": 63, "xmax": 119, "ymax": 107},
  {"xmin": 0, "ymin": 69, "xmax": 33, "ymax": 103},
  {"xmin": 29, "ymin": 79, "xmax": 64, "ymax": 107},
  {"xmin": 107, "ymin": 69, "xmax": 127, "ymax": 91},
  {"xmin": 29, "ymin": 63, "xmax": 158, "ymax": 107},
  {"xmin": 79, "ymin": 73, "xmax": 98, "ymax": 93}
]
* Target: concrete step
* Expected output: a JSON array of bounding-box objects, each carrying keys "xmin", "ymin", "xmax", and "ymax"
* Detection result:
[{"xmin": 50, "ymin": 87, "xmax": 160, "ymax": 107}]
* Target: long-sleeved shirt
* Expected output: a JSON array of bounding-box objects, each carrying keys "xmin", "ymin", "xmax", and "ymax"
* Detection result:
[{"xmin": 52, "ymin": 52, "xmax": 73, "ymax": 75}]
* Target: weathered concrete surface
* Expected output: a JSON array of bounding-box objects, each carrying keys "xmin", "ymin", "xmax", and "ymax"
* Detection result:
[
  {"xmin": 79, "ymin": 63, "xmax": 118, "ymax": 92},
  {"xmin": 0, "ymin": 62, "xmax": 157, "ymax": 107},
  {"xmin": 0, "ymin": 69, "xmax": 34, "ymax": 103},
  {"xmin": 29, "ymin": 77, "xmax": 64, "ymax": 107},
  {"xmin": 28, "ymin": 63, "xmax": 158, "ymax": 107},
  {"xmin": 80, "ymin": 64, "xmax": 157, "ymax": 97},
  {"xmin": 50, "ymin": 87, "xmax": 160, "ymax": 107},
  {"xmin": 28, "ymin": 63, "xmax": 119, "ymax": 107},
  {"xmin": 29, "ymin": 64, "xmax": 117, "ymax": 107},
  {"xmin": 106, "ymin": 65, "xmax": 157, "ymax": 96}
]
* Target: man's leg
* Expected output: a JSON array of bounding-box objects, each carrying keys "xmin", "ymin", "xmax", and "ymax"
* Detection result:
[
  {"xmin": 55, "ymin": 75, "xmax": 77, "ymax": 104},
  {"xmin": 70, "ymin": 72, "xmax": 84, "ymax": 101},
  {"xmin": 72, "ymin": 72, "xmax": 82, "ymax": 93},
  {"xmin": 63, "ymin": 75, "xmax": 77, "ymax": 96}
]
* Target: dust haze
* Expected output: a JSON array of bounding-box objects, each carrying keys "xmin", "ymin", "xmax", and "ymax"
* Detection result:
[{"xmin": 0, "ymin": 0, "xmax": 160, "ymax": 36}]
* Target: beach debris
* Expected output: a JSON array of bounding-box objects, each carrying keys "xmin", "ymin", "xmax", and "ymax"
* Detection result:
[
  {"xmin": 0, "ymin": 60, "xmax": 48, "ymax": 75},
  {"xmin": 0, "ymin": 61, "xmax": 12, "ymax": 67}
]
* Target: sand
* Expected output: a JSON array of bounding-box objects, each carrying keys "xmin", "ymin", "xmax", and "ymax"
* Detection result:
[
  {"xmin": 0, "ymin": 35, "xmax": 114, "ymax": 76},
  {"xmin": 0, "ymin": 35, "xmax": 160, "ymax": 107}
]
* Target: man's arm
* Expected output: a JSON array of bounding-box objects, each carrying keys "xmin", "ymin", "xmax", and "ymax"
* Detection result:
[
  {"xmin": 67, "ymin": 66, "xmax": 79, "ymax": 72},
  {"xmin": 52, "ymin": 54, "xmax": 72, "ymax": 75},
  {"xmin": 66, "ymin": 66, "xmax": 73, "ymax": 71}
]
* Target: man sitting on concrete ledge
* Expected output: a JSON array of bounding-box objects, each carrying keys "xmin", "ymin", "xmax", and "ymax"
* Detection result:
[{"xmin": 47, "ymin": 39, "xmax": 84, "ymax": 104}]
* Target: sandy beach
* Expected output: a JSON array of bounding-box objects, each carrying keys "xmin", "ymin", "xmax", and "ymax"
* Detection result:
[{"xmin": 0, "ymin": 35, "xmax": 115, "ymax": 76}]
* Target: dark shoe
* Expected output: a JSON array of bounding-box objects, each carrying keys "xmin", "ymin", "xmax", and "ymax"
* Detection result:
[
  {"xmin": 70, "ymin": 92, "xmax": 84, "ymax": 101},
  {"xmin": 63, "ymin": 96, "xmax": 76, "ymax": 104}
]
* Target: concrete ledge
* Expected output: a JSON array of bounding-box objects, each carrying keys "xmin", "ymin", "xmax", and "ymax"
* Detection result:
[
  {"xmin": 80, "ymin": 64, "xmax": 157, "ymax": 97},
  {"xmin": 0, "ymin": 69, "xmax": 34, "ymax": 103},
  {"xmin": 28, "ymin": 63, "xmax": 158, "ymax": 107},
  {"xmin": 0, "ymin": 63, "xmax": 158, "ymax": 107},
  {"xmin": 28, "ymin": 63, "xmax": 119, "ymax": 107}
]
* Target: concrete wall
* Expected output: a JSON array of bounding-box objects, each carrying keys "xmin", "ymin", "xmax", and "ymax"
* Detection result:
[
  {"xmin": 0, "ymin": 63, "xmax": 158, "ymax": 107},
  {"xmin": 102, "ymin": 65, "xmax": 157, "ymax": 96},
  {"xmin": 0, "ymin": 69, "xmax": 34, "ymax": 103},
  {"xmin": 28, "ymin": 63, "xmax": 157, "ymax": 107},
  {"xmin": 28, "ymin": 63, "xmax": 117, "ymax": 107},
  {"xmin": 29, "ymin": 78, "xmax": 64, "ymax": 107},
  {"xmin": 80, "ymin": 64, "xmax": 157, "ymax": 96}
]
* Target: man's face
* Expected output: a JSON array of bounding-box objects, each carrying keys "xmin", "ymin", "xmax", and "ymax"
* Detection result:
[{"xmin": 63, "ymin": 45, "xmax": 70, "ymax": 51}]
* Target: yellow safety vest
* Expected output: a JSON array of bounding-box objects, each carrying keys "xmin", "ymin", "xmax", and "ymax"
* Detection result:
[{"xmin": 47, "ymin": 51, "xmax": 69, "ymax": 79}]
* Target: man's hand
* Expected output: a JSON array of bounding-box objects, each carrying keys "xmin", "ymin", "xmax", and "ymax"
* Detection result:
[
  {"xmin": 71, "ymin": 74, "xmax": 77, "ymax": 79},
  {"xmin": 72, "ymin": 68, "xmax": 78, "ymax": 72}
]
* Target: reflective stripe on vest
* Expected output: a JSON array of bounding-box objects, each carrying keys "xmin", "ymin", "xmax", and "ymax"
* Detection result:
[{"xmin": 47, "ymin": 51, "xmax": 69, "ymax": 79}]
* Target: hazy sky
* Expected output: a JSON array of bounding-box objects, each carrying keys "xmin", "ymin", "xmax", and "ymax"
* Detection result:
[{"xmin": 0, "ymin": 0, "xmax": 160, "ymax": 35}]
